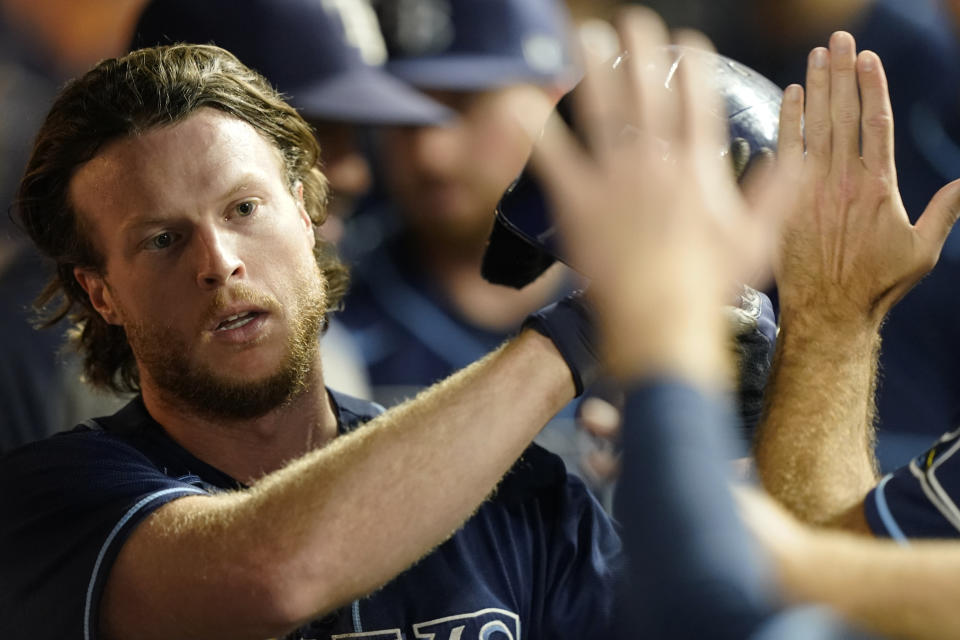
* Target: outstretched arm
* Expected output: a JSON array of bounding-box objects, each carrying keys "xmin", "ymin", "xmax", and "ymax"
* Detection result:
[
  {"xmin": 101, "ymin": 330, "xmax": 575, "ymax": 640},
  {"xmin": 741, "ymin": 486, "xmax": 960, "ymax": 640},
  {"xmin": 754, "ymin": 31, "xmax": 960, "ymax": 527},
  {"xmin": 519, "ymin": 8, "xmax": 817, "ymax": 638}
]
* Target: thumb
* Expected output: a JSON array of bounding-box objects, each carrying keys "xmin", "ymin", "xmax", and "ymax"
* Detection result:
[{"xmin": 915, "ymin": 178, "xmax": 960, "ymax": 252}]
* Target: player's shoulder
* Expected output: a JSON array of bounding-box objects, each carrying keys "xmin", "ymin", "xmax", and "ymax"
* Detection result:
[
  {"xmin": 1, "ymin": 405, "xmax": 151, "ymax": 478},
  {"xmin": 0, "ymin": 395, "xmax": 204, "ymax": 494},
  {"xmin": 866, "ymin": 427, "xmax": 960, "ymax": 539},
  {"xmin": 329, "ymin": 388, "xmax": 386, "ymax": 433}
]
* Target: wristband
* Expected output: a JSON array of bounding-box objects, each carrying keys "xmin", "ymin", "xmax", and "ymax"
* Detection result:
[{"xmin": 523, "ymin": 292, "xmax": 599, "ymax": 397}]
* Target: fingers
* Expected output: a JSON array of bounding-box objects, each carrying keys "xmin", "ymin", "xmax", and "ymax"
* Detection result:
[
  {"xmin": 515, "ymin": 91, "xmax": 593, "ymax": 233},
  {"xmin": 803, "ymin": 46, "xmax": 831, "ymax": 164},
  {"xmin": 617, "ymin": 7, "xmax": 675, "ymax": 144},
  {"xmin": 572, "ymin": 30, "xmax": 627, "ymax": 156},
  {"xmin": 857, "ymin": 50, "xmax": 895, "ymax": 177},
  {"xmin": 739, "ymin": 149, "xmax": 776, "ymax": 206},
  {"xmin": 672, "ymin": 29, "xmax": 727, "ymax": 163},
  {"xmin": 578, "ymin": 395, "xmax": 622, "ymax": 485},
  {"xmin": 777, "ymin": 84, "xmax": 805, "ymax": 166},
  {"xmin": 915, "ymin": 178, "xmax": 960, "ymax": 255},
  {"xmin": 828, "ymin": 31, "xmax": 861, "ymax": 162},
  {"xmin": 578, "ymin": 396, "xmax": 622, "ymax": 438}
]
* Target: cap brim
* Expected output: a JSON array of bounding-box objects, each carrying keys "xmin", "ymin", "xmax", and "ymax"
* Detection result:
[
  {"xmin": 388, "ymin": 57, "xmax": 563, "ymax": 91},
  {"xmin": 291, "ymin": 68, "xmax": 454, "ymax": 125}
]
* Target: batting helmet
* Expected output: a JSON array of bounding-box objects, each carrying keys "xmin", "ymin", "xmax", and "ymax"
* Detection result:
[{"xmin": 482, "ymin": 45, "xmax": 783, "ymax": 288}]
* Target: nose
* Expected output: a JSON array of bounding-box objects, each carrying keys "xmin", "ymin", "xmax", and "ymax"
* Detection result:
[
  {"xmin": 404, "ymin": 123, "xmax": 464, "ymax": 175},
  {"xmin": 194, "ymin": 226, "xmax": 245, "ymax": 290},
  {"xmin": 324, "ymin": 149, "xmax": 372, "ymax": 198}
]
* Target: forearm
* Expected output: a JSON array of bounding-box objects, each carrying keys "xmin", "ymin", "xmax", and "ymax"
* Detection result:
[
  {"xmin": 615, "ymin": 381, "xmax": 776, "ymax": 640},
  {"xmin": 249, "ymin": 329, "xmax": 574, "ymax": 604},
  {"xmin": 103, "ymin": 330, "xmax": 574, "ymax": 639},
  {"xmin": 778, "ymin": 530, "xmax": 960, "ymax": 640},
  {"xmin": 755, "ymin": 315, "xmax": 881, "ymax": 526}
]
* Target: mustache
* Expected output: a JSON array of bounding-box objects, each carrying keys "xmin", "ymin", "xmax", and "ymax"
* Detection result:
[{"xmin": 199, "ymin": 283, "xmax": 282, "ymax": 329}]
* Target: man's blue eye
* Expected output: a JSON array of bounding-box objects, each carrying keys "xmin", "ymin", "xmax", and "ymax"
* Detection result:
[
  {"xmin": 150, "ymin": 232, "xmax": 174, "ymax": 250},
  {"xmin": 236, "ymin": 201, "xmax": 256, "ymax": 216}
]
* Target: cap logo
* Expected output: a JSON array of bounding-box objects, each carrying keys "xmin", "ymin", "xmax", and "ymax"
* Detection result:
[
  {"xmin": 381, "ymin": 0, "xmax": 454, "ymax": 55},
  {"xmin": 522, "ymin": 34, "xmax": 565, "ymax": 75},
  {"xmin": 323, "ymin": 0, "xmax": 388, "ymax": 65}
]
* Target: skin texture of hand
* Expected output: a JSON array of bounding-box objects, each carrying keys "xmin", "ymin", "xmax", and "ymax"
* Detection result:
[
  {"xmin": 775, "ymin": 33, "xmax": 960, "ymax": 331},
  {"xmin": 757, "ymin": 32, "xmax": 960, "ymax": 527},
  {"xmin": 516, "ymin": 8, "xmax": 794, "ymax": 391}
]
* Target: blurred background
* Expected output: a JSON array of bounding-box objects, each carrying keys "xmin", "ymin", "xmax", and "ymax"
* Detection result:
[{"xmin": 3, "ymin": 0, "xmax": 959, "ymax": 481}]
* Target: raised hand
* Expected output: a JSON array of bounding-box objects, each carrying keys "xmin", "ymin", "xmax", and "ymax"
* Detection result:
[
  {"xmin": 775, "ymin": 31, "xmax": 960, "ymax": 331},
  {"xmin": 756, "ymin": 31, "xmax": 960, "ymax": 527},
  {"xmin": 518, "ymin": 8, "xmax": 793, "ymax": 387}
]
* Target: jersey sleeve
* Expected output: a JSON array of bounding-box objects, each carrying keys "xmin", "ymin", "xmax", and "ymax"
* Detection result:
[
  {"xmin": 612, "ymin": 380, "xmax": 778, "ymax": 640},
  {"xmin": 864, "ymin": 428, "xmax": 960, "ymax": 541},
  {"xmin": 0, "ymin": 431, "xmax": 209, "ymax": 638}
]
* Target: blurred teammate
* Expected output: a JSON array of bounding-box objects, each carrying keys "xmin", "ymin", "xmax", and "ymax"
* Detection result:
[
  {"xmin": 518, "ymin": 10, "xmax": 879, "ymax": 639},
  {"xmin": 560, "ymin": 16, "xmax": 960, "ymax": 638},
  {"xmin": 339, "ymin": 0, "xmax": 575, "ymax": 404},
  {"xmin": 132, "ymin": 0, "xmax": 453, "ymax": 232},
  {"xmin": 0, "ymin": 0, "xmax": 146, "ymax": 452}
]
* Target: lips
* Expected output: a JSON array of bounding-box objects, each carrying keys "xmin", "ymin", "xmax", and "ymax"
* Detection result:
[
  {"xmin": 207, "ymin": 304, "xmax": 269, "ymax": 334},
  {"xmin": 215, "ymin": 311, "xmax": 261, "ymax": 332},
  {"xmin": 204, "ymin": 307, "xmax": 270, "ymax": 346}
]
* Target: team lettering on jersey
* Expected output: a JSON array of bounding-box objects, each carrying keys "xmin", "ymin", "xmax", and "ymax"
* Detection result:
[{"xmin": 331, "ymin": 608, "xmax": 520, "ymax": 640}]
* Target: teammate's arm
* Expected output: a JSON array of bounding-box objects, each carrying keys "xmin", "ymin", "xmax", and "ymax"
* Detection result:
[
  {"xmin": 101, "ymin": 330, "xmax": 575, "ymax": 640},
  {"xmin": 740, "ymin": 486, "xmax": 960, "ymax": 640},
  {"xmin": 754, "ymin": 32, "xmax": 960, "ymax": 527}
]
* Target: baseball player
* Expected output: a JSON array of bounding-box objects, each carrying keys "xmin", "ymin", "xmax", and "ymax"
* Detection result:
[
  {"xmin": 511, "ymin": 9, "xmax": 877, "ymax": 639},
  {"xmin": 0, "ymin": 43, "xmax": 618, "ymax": 639}
]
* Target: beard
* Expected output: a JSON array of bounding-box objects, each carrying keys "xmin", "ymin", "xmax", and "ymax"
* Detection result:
[{"xmin": 124, "ymin": 265, "xmax": 327, "ymax": 421}]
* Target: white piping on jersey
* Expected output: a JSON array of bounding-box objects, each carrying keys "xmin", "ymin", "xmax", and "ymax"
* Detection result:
[
  {"xmin": 907, "ymin": 457, "xmax": 960, "ymax": 534},
  {"xmin": 353, "ymin": 599, "xmax": 362, "ymax": 632},
  {"xmin": 332, "ymin": 629, "xmax": 401, "ymax": 639},
  {"xmin": 872, "ymin": 474, "xmax": 909, "ymax": 545},
  {"xmin": 922, "ymin": 431, "xmax": 960, "ymax": 531},
  {"xmin": 411, "ymin": 608, "xmax": 521, "ymax": 639},
  {"xmin": 84, "ymin": 487, "xmax": 205, "ymax": 640}
]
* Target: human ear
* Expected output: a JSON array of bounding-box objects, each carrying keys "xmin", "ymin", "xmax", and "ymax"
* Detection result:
[
  {"xmin": 74, "ymin": 267, "xmax": 122, "ymax": 325},
  {"xmin": 293, "ymin": 181, "xmax": 316, "ymax": 248}
]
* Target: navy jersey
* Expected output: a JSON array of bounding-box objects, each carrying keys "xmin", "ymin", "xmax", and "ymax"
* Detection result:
[
  {"xmin": 613, "ymin": 382, "xmax": 872, "ymax": 640},
  {"xmin": 338, "ymin": 226, "xmax": 587, "ymax": 477},
  {"xmin": 0, "ymin": 391, "xmax": 620, "ymax": 639},
  {"xmin": 865, "ymin": 428, "xmax": 960, "ymax": 541},
  {"xmin": 341, "ymin": 232, "xmax": 536, "ymax": 402}
]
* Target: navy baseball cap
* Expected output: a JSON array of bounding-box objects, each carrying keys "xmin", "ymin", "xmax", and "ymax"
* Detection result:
[
  {"xmin": 130, "ymin": 0, "xmax": 453, "ymax": 125},
  {"xmin": 376, "ymin": 0, "xmax": 574, "ymax": 90}
]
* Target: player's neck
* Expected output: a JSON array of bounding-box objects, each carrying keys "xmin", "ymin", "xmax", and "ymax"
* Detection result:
[{"xmin": 140, "ymin": 357, "xmax": 339, "ymax": 485}]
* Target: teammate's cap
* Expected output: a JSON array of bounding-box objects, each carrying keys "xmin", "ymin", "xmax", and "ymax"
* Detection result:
[
  {"xmin": 130, "ymin": 0, "xmax": 453, "ymax": 125},
  {"xmin": 377, "ymin": 0, "xmax": 574, "ymax": 90}
]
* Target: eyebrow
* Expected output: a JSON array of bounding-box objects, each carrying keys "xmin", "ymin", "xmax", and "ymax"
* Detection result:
[{"xmin": 119, "ymin": 173, "xmax": 270, "ymax": 234}]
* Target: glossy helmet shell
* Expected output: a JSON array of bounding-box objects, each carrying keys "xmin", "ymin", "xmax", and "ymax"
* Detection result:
[{"xmin": 482, "ymin": 45, "xmax": 783, "ymax": 288}]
